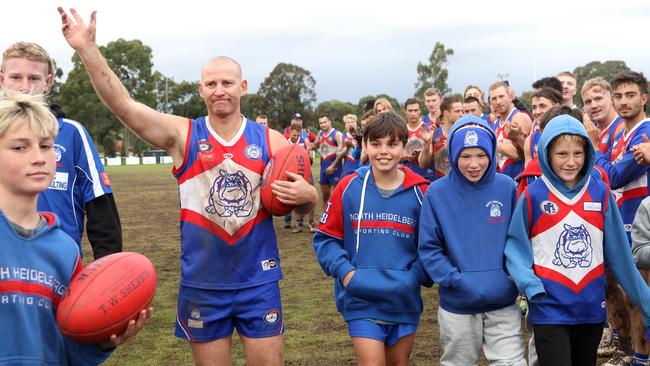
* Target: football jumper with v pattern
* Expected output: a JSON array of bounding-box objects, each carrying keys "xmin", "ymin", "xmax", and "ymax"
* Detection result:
[
  {"xmin": 173, "ymin": 117, "xmax": 281, "ymax": 290},
  {"xmin": 525, "ymin": 175, "xmax": 608, "ymax": 324}
]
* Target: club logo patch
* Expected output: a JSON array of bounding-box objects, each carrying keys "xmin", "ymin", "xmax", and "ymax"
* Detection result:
[
  {"xmin": 188, "ymin": 307, "xmax": 203, "ymax": 328},
  {"xmin": 54, "ymin": 144, "xmax": 65, "ymax": 162},
  {"xmin": 245, "ymin": 144, "xmax": 262, "ymax": 160},
  {"xmin": 464, "ymin": 130, "xmax": 478, "ymax": 147},
  {"xmin": 264, "ymin": 309, "xmax": 280, "ymax": 324},
  {"xmin": 198, "ymin": 140, "xmax": 213, "ymax": 152},
  {"xmin": 541, "ymin": 200, "xmax": 559, "ymax": 215},
  {"xmin": 486, "ymin": 200, "xmax": 504, "ymax": 222}
]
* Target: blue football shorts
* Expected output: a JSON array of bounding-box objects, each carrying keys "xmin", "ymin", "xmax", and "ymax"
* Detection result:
[
  {"xmin": 175, "ymin": 281, "xmax": 284, "ymax": 342},
  {"xmin": 347, "ymin": 319, "xmax": 417, "ymax": 346},
  {"xmin": 319, "ymin": 159, "xmax": 342, "ymax": 185}
]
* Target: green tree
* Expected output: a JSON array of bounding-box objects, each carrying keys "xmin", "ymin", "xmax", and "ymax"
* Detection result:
[
  {"xmin": 356, "ymin": 94, "xmax": 402, "ymax": 116},
  {"xmin": 315, "ymin": 100, "xmax": 357, "ymax": 127},
  {"xmin": 573, "ymin": 61, "xmax": 630, "ymax": 103},
  {"xmin": 241, "ymin": 93, "xmax": 268, "ymax": 125},
  {"xmin": 257, "ymin": 63, "xmax": 317, "ymax": 130},
  {"xmin": 57, "ymin": 39, "xmax": 158, "ymax": 156},
  {"xmin": 167, "ymin": 79, "xmax": 206, "ymax": 118},
  {"xmin": 414, "ymin": 42, "xmax": 454, "ymax": 98}
]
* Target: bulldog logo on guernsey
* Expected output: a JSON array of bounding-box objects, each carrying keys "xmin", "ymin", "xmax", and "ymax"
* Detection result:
[
  {"xmin": 464, "ymin": 130, "xmax": 478, "ymax": 147},
  {"xmin": 553, "ymin": 223, "xmax": 593, "ymax": 269},
  {"xmin": 205, "ymin": 169, "xmax": 253, "ymax": 217},
  {"xmin": 54, "ymin": 144, "xmax": 65, "ymax": 162}
]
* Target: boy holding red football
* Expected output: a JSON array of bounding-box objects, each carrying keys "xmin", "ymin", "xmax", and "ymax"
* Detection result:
[{"xmin": 0, "ymin": 92, "xmax": 151, "ymax": 365}]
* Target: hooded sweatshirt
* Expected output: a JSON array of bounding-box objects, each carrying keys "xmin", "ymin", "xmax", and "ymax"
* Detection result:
[
  {"xmin": 418, "ymin": 115, "xmax": 519, "ymax": 315},
  {"xmin": 0, "ymin": 210, "xmax": 112, "ymax": 365},
  {"xmin": 505, "ymin": 115, "xmax": 650, "ymax": 326},
  {"xmin": 313, "ymin": 165, "xmax": 432, "ymax": 325}
]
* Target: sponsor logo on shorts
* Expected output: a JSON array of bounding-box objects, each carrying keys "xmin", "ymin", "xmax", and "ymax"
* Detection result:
[
  {"xmin": 261, "ymin": 258, "xmax": 277, "ymax": 271},
  {"xmin": 245, "ymin": 144, "xmax": 262, "ymax": 160},
  {"xmin": 48, "ymin": 172, "xmax": 69, "ymax": 191},
  {"xmin": 188, "ymin": 307, "xmax": 203, "ymax": 328},
  {"xmin": 264, "ymin": 309, "xmax": 280, "ymax": 324}
]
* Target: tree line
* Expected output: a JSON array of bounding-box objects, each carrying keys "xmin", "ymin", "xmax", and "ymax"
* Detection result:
[{"xmin": 49, "ymin": 39, "xmax": 631, "ymax": 156}]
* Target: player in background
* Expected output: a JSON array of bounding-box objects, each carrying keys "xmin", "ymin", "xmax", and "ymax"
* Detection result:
[
  {"xmin": 312, "ymin": 113, "xmax": 344, "ymax": 206},
  {"xmin": 419, "ymin": 95, "xmax": 464, "ymax": 180},
  {"xmin": 556, "ymin": 71, "xmax": 579, "ymax": 109},
  {"xmin": 592, "ymin": 72, "xmax": 650, "ymax": 366},
  {"xmin": 422, "ymin": 88, "xmax": 442, "ymax": 129},
  {"xmin": 489, "ymin": 81, "xmax": 532, "ymax": 180}
]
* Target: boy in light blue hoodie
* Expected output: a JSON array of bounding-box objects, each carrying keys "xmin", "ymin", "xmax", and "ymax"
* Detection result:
[
  {"xmin": 314, "ymin": 111, "xmax": 432, "ymax": 365},
  {"xmin": 419, "ymin": 115, "xmax": 526, "ymax": 365},
  {"xmin": 505, "ymin": 115, "xmax": 650, "ymax": 365}
]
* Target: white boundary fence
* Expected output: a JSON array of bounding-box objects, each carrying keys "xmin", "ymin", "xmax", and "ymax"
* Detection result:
[{"xmin": 103, "ymin": 156, "xmax": 174, "ymax": 166}]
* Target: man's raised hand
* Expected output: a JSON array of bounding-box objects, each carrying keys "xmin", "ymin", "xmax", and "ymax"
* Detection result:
[{"xmin": 58, "ymin": 8, "xmax": 97, "ymax": 52}]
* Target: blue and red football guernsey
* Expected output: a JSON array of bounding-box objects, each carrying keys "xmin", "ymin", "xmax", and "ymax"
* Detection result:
[
  {"xmin": 495, "ymin": 108, "xmax": 524, "ymax": 179},
  {"xmin": 173, "ymin": 117, "xmax": 281, "ymax": 290},
  {"xmin": 597, "ymin": 116, "xmax": 623, "ymax": 154},
  {"xmin": 525, "ymin": 176, "xmax": 608, "ymax": 324}
]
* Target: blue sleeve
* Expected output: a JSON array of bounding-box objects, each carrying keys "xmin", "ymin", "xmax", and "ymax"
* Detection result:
[
  {"xmin": 64, "ymin": 338, "xmax": 112, "ymax": 365},
  {"xmin": 72, "ymin": 121, "xmax": 112, "ymax": 203},
  {"xmin": 408, "ymin": 257, "xmax": 434, "ymax": 287},
  {"xmin": 417, "ymin": 189, "xmax": 461, "ymax": 288},
  {"xmin": 313, "ymin": 231, "xmax": 355, "ymax": 280},
  {"xmin": 603, "ymin": 192, "xmax": 650, "ymax": 326},
  {"xmin": 595, "ymin": 132, "xmax": 646, "ymax": 189},
  {"xmin": 504, "ymin": 194, "xmax": 546, "ymax": 302}
]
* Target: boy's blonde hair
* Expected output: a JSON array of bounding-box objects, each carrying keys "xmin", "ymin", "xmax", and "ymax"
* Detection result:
[
  {"xmin": 550, "ymin": 133, "xmax": 587, "ymax": 149},
  {"xmin": 2, "ymin": 42, "xmax": 54, "ymax": 77},
  {"xmin": 0, "ymin": 92, "xmax": 57, "ymax": 139},
  {"xmin": 374, "ymin": 98, "xmax": 394, "ymax": 112},
  {"xmin": 343, "ymin": 114, "xmax": 358, "ymax": 123}
]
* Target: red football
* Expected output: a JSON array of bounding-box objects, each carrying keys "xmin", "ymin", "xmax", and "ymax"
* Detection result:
[
  {"xmin": 57, "ymin": 252, "xmax": 157, "ymax": 344},
  {"xmin": 260, "ymin": 144, "xmax": 312, "ymax": 216}
]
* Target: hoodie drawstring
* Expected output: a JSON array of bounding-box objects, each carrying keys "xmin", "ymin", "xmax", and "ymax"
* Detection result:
[{"xmin": 356, "ymin": 170, "xmax": 371, "ymax": 252}]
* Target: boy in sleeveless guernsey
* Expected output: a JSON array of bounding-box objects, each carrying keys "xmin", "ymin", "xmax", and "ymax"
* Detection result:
[
  {"xmin": 59, "ymin": 9, "xmax": 318, "ymax": 365},
  {"xmin": 505, "ymin": 115, "xmax": 650, "ymax": 365}
]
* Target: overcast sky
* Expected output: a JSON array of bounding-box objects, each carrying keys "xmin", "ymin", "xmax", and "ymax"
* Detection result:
[{"xmin": 4, "ymin": 0, "xmax": 649, "ymax": 106}]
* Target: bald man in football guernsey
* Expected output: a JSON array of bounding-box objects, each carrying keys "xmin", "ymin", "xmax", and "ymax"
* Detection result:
[{"xmin": 59, "ymin": 8, "xmax": 317, "ymax": 366}]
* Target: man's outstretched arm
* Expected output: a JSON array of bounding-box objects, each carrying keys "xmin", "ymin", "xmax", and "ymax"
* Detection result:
[{"xmin": 58, "ymin": 8, "xmax": 187, "ymax": 163}]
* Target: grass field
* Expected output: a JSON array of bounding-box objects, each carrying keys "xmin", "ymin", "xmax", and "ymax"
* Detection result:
[
  {"xmin": 92, "ymin": 163, "xmax": 445, "ymax": 365},
  {"xmin": 95, "ymin": 163, "xmax": 617, "ymax": 365}
]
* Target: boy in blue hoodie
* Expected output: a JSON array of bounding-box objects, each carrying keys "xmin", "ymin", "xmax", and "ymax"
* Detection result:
[
  {"xmin": 418, "ymin": 115, "xmax": 526, "ymax": 365},
  {"xmin": 0, "ymin": 93, "xmax": 151, "ymax": 365},
  {"xmin": 505, "ymin": 114, "xmax": 650, "ymax": 365},
  {"xmin": 313, "ymin": 111, "xmax": 432, "ymax": 365}
]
